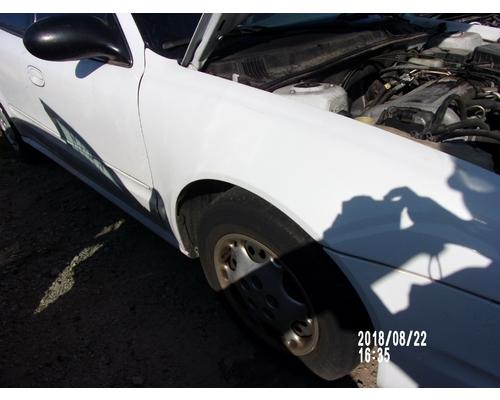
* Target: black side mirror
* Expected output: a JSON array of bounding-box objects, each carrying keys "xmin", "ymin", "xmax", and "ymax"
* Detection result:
[{"xmin": 23, "ymin": 15, "xmax": 132, "ymax": 67}]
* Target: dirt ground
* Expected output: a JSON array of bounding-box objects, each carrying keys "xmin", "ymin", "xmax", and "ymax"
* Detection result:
[{"xmin": 0, "ymin": 137, "xmax": 377, "ymax": 387}]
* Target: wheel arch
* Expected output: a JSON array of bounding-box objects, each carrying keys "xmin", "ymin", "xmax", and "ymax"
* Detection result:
[
  {"xmin": 175, "ymin": 179, "xmax": 235, "ymax": 257},
  {"xmin": 174, "ymin": 177, "xmax": 317, "ymax": 257},
  {"xmin": 174, "ymin": 178, "xmax": 375, "ymax": 332}
]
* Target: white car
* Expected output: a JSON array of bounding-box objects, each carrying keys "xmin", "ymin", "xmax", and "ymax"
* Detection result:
[{"xmin": 1, "ymin": 13, "xmax": 500, "ymax": 387}]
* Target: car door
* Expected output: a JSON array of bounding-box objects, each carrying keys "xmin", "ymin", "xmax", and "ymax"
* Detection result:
[
  {"xmin": 22, "ymin": 13, "xmax": 154, "ymax": 213},
  {"xmin": 0, "ymin": 14, "xmax": 35, "ymax": 128}
]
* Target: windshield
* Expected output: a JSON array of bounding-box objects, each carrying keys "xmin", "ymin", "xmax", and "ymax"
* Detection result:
[{"xmin": 132, "ymin": 13, "xmax": 202, "ymax": 59}]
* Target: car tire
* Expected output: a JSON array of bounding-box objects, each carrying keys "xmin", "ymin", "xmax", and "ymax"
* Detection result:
[
  {"xmin": 197, "ymin": 187, "xmax": 370, "ymax": 381},
  {"xmin": 0, "ymin": 104, "xmax": 40, "ymax": 161}
]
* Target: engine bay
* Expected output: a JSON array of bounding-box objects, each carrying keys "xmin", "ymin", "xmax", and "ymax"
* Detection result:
[{"xmin": 205, "ymin": 22, "xmax": 500, "ymax": 173}]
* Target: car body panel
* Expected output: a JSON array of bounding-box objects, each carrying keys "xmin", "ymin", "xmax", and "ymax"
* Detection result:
[
  {"xmin": 139, "ymin": 49, "xmax": 500, "ymax": 305},
  {"xmin": 0, "ymin": 27, "xmax": 35, "ymax": 128},
  {"xmin": 13, "ymin": 13, "xmax": 154, "ymax": 211},
  {"xmin": 329, "ymin": 249, "xmax": 500, "ymax": 387},
  {"xmin": 1, "ymin": 13, "xmax": 500, "ymax": 388}
]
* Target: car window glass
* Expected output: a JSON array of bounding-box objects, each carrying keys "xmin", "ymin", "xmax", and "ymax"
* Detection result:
[
  {"xmin": 132, "ymin": 14, "xmax": 202, "ymax": 60},
  {"xmin": 0, "ymin": 13, "xmax": 34, "ymax": 35},
  {"xmin": 35, "ymin": 13, "xmax": 108, "ymax": 22}
]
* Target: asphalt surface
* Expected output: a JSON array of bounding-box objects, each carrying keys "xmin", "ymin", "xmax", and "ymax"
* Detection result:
[{"xmin": 0, "ymin": 136, "xmax": 377, "ymax": 387}]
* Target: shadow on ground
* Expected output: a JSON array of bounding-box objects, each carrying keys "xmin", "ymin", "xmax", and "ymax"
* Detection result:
[{"xmin": 0, "ymin": 139, "xmax": 376, "ymax": 387}]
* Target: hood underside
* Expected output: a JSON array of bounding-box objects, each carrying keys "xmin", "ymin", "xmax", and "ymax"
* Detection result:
[{"xmin": 181, "ymin": 13, "xmax": 249, "ymax": 69}]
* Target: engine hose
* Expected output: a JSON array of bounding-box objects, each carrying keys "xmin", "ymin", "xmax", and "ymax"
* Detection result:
[
  {"xmin": 380, "ymin": 64, "xmax": 451, "ymax": 74},
  {"xmin": 371, "ymin": 82, "xmax": 405, "ymax": 106},
  {"xmin": 432, "ymin": 129, "xmax": 500, "ymax": 144},
  {"xmin": 464, "ymin": 99, "xmax": 500, "ymax": 112},
  {"xmin": 430, "ymin": 94, "xmax": 467, "ymax": 132},
  {"xmin": 342, "ymin": 63, "xmax": 379, "ymax": 90},
  {"xmin": 448, "ymin": 137, "xmax": 500, "ymax": 145},
  {"xmin": 432, "ymin": 119, "xmax": 490, "ymax": 135}
]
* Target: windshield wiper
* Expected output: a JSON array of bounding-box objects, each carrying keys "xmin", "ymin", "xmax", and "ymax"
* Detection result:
[{"xmin": 224, "ymin": 25, "xmax": 273, "ymax": 37}]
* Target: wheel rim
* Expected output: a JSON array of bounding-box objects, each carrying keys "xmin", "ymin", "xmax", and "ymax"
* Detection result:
[
  {"xmin": 213, "ymin": 233, "xmax": 319, "ymax": 356},
  {"xmin": 0, "ymin": 109, "xmax": 19, "ymax": 152}
]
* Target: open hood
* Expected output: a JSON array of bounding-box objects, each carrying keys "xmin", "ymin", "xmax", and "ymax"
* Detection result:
[
  {"xmin": 181, "ymin": 13, "xmax": 500, "ymax": 71},
  {"xmin": 181, "ymin": 13, "xmax": 249, "ymax": 70}
]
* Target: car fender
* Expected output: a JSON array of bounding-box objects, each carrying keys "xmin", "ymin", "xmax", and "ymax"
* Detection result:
[{"xmin": 139, "ymin": 49, "xmax": 500, "ymax": 304}]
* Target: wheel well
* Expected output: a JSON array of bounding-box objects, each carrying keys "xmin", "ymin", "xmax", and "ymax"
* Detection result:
[
  {"xmin": 176, "ymin": 181, "xmax": 374, "ymax": 332},
  {"xmin": 176, "ymin": 180, "xmax": 234, "ymax": 257}
]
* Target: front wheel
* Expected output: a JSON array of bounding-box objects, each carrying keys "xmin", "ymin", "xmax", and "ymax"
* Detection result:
[{"xmin": 197, "ymin": 188, "xmax": 370, "ymax": 380}]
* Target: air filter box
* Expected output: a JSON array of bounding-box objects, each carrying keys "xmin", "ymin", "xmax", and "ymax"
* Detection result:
[{"xmin": 472, "ymin": 43, "xmax": 500, "ymax": 70}]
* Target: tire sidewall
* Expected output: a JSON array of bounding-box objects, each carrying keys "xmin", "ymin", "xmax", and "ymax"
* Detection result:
[{"xmin": 198, "ymin": 191, "xmax": 364, "ymax": 380}]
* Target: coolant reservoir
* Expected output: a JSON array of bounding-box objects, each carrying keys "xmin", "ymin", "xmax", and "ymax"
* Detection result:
[
  {"xmin": 274, "ymin": 82, "xmax": 348, "ymax": 113},
  {"xmin": 438, "ymin": 32, "xmax": 484, "ymax": 53}
]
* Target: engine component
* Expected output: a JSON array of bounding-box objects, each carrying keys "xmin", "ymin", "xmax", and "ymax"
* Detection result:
[
  {"xmin": 363, "ymin": 80, "xmax": 474, "ymax": 135},
  {"xmin": 377, "ymin": 124, "xmax": 495, "ymax": 170},
  {"xmin": 274, "ymin": 82, "xmax": 348, "ymax": 113},
  {"xmin": 355, "ymin": 116, "xmax": 376, "ymax": 125},
  {"xmin": 437, "ymin": 32, "xmax": 484, "ymax": 53},
  {"xmin": 472, "ymin": 43, "xmax": 500, "ymax": 71},
  {"xmin": 418, "ymin": 32, "xmax": 484, "ymax": 64},
  {"xmin": 420, "ymin": 47, "xmax": 471, "ymax": 63},
  {"xmin": 407, "ymin": 57, "xmax": 444, "ymax": 68}
]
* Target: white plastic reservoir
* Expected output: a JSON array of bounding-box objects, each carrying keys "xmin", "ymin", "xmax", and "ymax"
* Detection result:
[
  {"xmin": 274, "ymin": 82, "xmax": 348, "ymax": 113},
  {"xmin": 438, "ymin": 32, "xmax": 484, "ymax": 53}
]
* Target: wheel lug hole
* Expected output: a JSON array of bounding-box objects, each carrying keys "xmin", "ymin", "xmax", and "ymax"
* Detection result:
[
  {"xmin": 230, "ymin": 258, "xmax": 237, "ymax": 270},
  {"xmin": 258, "ymin": 249, "xmax": 266, "ymax": 260},
  {"xmin": 265, "ymin": 295, "xmax": 279, "ymax": 309},
  {"xmin": 250, "ymin": 276, "xmax": 263, "ymax": 290},
  {"xmin": 246, "ymin": 298, "xmax": 257, "ymax": 310},
  {"xmin": 240, "ymin": 279, "xmax": 251, "ymax": 291},
  {"xmin": 262, "ymin": 308, "xmax": 275, "ymax": 321},
  {"xmin": 291, "ymin": 321, "xmax": 309, "ymax": 337}
]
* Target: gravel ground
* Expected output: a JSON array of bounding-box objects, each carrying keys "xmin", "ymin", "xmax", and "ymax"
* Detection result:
[{"xmin": 0, "ymin": 137, "xmax": 377, "ymax": 387}]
